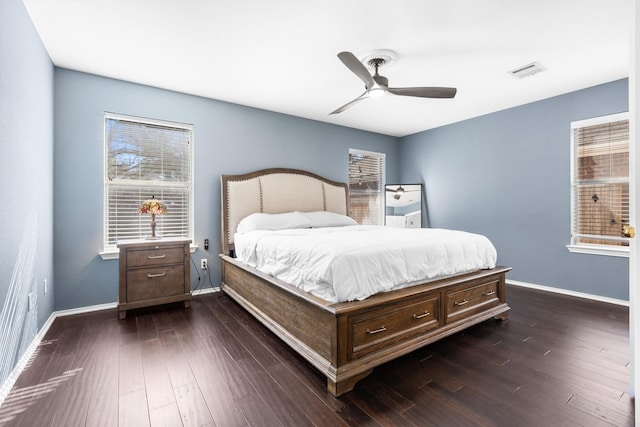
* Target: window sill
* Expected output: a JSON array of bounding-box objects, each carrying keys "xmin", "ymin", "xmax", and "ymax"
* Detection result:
[
  {"xmin": 566, "ymin": 244, "xmax": 629, "ymax": 258},
  {"xmin": 99, "ymin": 250, "xmax": 119, "ymax": 261},
  {"xmin": 100, "ymin": 244, "xmax": 198, "ymax": 260}
]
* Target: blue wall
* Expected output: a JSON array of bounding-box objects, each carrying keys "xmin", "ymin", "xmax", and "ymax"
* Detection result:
[
  {"xmin": 0, "ymin": 0, "xmax": 54, "ymax": 389},
  {"xmin": 54, "ymin": 72, "xmax": 630, "ymax": 307},
  {"xmin": 53, "ymin": 69, "xmax": 398, "ymax": 310},
  {"xmin": 399, "ymin": 79, "xmax": 629, "ymax": 300}
]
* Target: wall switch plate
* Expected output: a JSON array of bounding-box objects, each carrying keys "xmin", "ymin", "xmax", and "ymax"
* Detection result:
[
  {"xmin": 28, "ymin": 293, "xmax": 33, "ymax": 311},
  {"xmin": 200, "ymin": 258, "xmax": 208, "ymax": 269},
  {"xmin": 44, "ymin": 279, "xmax": 47, "ymax": 295}
]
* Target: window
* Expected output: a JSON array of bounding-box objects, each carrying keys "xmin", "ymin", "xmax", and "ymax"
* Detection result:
[
  {"xmin": 348, "ymin": 149, "xmax": 385, "ymax": 225},
  {"xmin": 102, "ymin": 113, "xmax": 193, "ymax": 255},
  {"xmin": 569, "ymin": 112, "xmax": 629, "ymax": 256}
]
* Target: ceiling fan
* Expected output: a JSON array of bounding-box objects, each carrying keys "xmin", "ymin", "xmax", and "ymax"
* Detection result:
[
  {"xmin": 330, "ymin": 51, "xmax": 457, "ymax": 115},
  {"xmin": 386, "ymin": 185, "xmax": 420, "ymax": 200}
]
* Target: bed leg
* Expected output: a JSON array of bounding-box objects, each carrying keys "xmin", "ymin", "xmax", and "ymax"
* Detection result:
[
  {"xmin": 327, "ymin": 369, "xmax": 374, "ymax": 397},
  {"xmin": 494, "ymin": 312, "xmax": 509, "ymax": 321}
]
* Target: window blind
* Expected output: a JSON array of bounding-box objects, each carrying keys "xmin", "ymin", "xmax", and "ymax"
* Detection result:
[
  {"xmin": 104, "ymin": 113, "xmax": 193, "ymax": 250},
  {"xmin": 348, "ymin": 149, "xmax": 385, "ymax": 225},
  {"xmin": 571, "ymin": 114, "xmax": 629, "ymax": 248}
]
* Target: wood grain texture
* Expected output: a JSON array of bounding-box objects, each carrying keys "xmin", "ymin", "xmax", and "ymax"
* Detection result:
[
  {"xmin": 118, "ymin": 239, "xmax": 191, "ymax": 319},
  {"xmin": 221, "ymin": 254, "xmax": 511, "ymax": 395},
  {"xmin": 0, "ymin": 285, "xmax": 633, "ymax": 426}
]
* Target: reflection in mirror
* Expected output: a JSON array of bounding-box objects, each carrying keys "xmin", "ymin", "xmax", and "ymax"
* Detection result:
[{"xmin": 385, "ymin": 184, "xmax": 422, "ymax": 228}]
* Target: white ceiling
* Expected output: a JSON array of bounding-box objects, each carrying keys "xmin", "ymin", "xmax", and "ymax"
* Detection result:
[{"xmin": 23, "ymin": 0, "xmax": 631, "ymax": 137}]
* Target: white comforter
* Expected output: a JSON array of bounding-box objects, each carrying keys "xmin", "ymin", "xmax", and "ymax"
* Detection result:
[{"xmin": 234, "ymin": 225, "xmax": 497, "ymax": 303}]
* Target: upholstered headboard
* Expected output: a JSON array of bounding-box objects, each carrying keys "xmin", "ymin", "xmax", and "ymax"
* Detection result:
[{"xmin": 220, "ymin": 168, "xmax": 349, "ymax": 255}]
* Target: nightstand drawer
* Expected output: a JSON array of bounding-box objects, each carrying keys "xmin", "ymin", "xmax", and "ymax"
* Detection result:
[
  {"xmin": 126, "ymin": 264, "xmax": 185, "ymax": 302},
  {"xmin": 126, "ymin": 246, "xmax": 184, "ymax": 267}
]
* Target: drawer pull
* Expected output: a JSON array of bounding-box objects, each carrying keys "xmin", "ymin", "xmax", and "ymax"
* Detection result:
[
  {"xmin": 454, "ymin": 299, "xmax": 469, "ymax": 306},
  {"xmin": 413, "ymin": 311, "xmax": 430, "ymax": 320},
  {"xmin": 366, "ymin": 326, "xmax": 387, "ymax": 335},
  {"xmin": 147, "ymin": 272, "xmax": 167, "ymax": 278},
  {"xmin": 483, "ymin": 289, "xmax": 496, "ymax": 296},
  {"xmin": 147, "ymin": 254, "xmax": 167, "ymax": 260}
]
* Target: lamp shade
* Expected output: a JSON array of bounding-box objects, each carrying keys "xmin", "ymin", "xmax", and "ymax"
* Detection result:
[{"xmin": 139, "ymin": 195, "xmax": 167, "ymax": 215}]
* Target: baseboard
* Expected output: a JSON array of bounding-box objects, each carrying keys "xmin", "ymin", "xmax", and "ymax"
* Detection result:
[
  {"xmin": 0, "ymin": 311, "xmax": 56, "ymax": 407},
  {"xmin": 55, "ymin": 301, "xmax": 118, "ymax": 317},
  {"xmin": 507, "ymin": 279, "xmax": 629, "ymax": 307},
  {"xmin": 192, "ymin": 286, "xmax": 220, "ymax": 296},
  {"xmin": 53, "ymin": 288, "xmax": 219, "ymax": 317},
  {"xmin": 0, "ymin": 287, "xmax": 220, "ymax": 406}
]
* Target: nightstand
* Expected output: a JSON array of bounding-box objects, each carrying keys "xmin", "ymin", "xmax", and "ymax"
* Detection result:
[{"xmin": 117, "ymin": 238, "xmax": 191, "ymax": 319}]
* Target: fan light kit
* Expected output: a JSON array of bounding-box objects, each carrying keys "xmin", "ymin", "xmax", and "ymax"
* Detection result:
[{"xmin": 331, "ymin": 50, "xmax": 457, "ymax": 115}]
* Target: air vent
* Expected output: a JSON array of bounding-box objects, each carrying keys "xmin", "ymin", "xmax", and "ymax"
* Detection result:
[{"xmin": 509, "ymin": 62, "xmax": 546, "ymax": 78}]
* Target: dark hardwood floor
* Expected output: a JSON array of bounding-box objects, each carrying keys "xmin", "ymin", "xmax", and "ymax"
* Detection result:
[{"xmin": 0, "ymin": 285, "xmax": 633, "ymax": 426}]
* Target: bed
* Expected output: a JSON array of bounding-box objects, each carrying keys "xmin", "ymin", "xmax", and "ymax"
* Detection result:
[{"xmin": 219, "ymin": 168, "xmax": 510, "ymax": 396}]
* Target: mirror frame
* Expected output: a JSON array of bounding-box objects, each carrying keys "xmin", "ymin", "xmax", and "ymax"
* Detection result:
[{"xmin": 385, "ymin": 183, "xmax": 423, "ymax": 228}]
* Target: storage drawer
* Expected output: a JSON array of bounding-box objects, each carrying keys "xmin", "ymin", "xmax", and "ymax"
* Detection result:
[
  {"xmin": 445, "ymin": 279, "xmax": 499, "ymax": 323},
  {"xmin": 126, "ymin": 246, "xmax": 184, "ymax": 267},
  {"xmin": 126, "ymin": 264, "xmax": 185, "ymax": 302},
  {"xmin": 349, "ymin": 294, "xmax": 440, "ymax": 360}
]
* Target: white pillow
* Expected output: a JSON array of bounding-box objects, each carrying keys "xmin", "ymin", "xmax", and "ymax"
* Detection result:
[
  {"xmin": 236, "ymin": 211, "xmax": 312, "ymax": 234},
  {"xmin": 305, "ymin": 211, "xmax": 358, "ymax": 228}
]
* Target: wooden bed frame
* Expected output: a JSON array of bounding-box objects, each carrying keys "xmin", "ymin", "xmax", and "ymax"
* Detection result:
[{"xmin": 219, "ymin": 168, "xmax": 510, "ymax": 396}]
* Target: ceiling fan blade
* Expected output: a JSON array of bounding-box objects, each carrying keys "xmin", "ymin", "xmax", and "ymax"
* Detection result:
[
  {"xmin": 330, "ymin": 92, "xmax": 369, "ymax": 115},
  {"xmin": 337, "ymin": 51, "xmax": 374, "ymax": 89},
  {"xmin": 388, "ymin": 87, "xmax": 457, "ymax": 98}
]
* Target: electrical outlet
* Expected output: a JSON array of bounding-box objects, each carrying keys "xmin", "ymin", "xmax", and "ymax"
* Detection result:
[{"xmin": 200, "ymin": 258, "xmax": 208, "ymax": 269}]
